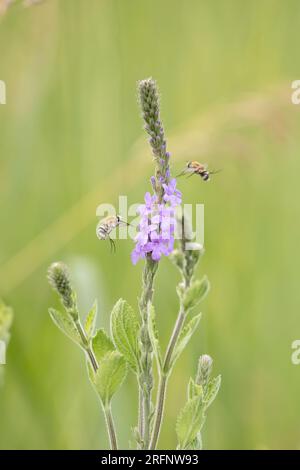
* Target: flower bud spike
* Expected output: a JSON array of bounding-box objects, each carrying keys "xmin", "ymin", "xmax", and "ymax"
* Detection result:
[{"xmin": 47, "ymin": 262, "xmax": 75, "ymax": 310}]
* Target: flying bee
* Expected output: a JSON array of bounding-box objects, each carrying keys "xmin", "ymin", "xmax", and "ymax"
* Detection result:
[
  {"xmin": 177, "ymin": 161, "xmax": 221, "ymax": 182},
  {"xmin": 96, "ymin": 215, "xmax": 130, "ymax": 252}
]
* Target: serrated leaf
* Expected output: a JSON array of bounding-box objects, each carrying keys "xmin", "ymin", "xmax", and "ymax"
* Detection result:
[
  {"xmin": 188, "ymin": 378, "xmax": 203, "ymax": 401},
  {"xmin": 94, "ymin": 351, "xmax": 127, "ymax": 406},
  {"xmin": 111, "ymin": 299, "xmax": 140, "ymax": 372},
  {"xmin": 183, "ymin": 276, "xmax": 210, "ymax": 311},
  {"xmin": 132, "ymin": 426, "xmax": 143, "ymax": 447},
  {"xmin": 176, "ymin": 396, "xmax": 205, "ymax": 449},
  {"xmin": 92, "ymin": 328, "xmax": 115, "ymax": 364},
  {"xmin": 168, "ymin": 314, "xmax": 201, "ymax": 371},
  {"xmin": 84, "ymin": 300, "xmax": 98, "ymax": 340},
  {"xmin": 148, "ymin": 304, "xmax": 162, "ymax": 370},
  {"xmin": 189, "ymin": 432, "xmax": 203, "ymax": 450},
  {"xmin": 204, "ymin": 375, "xmax": 221, "ymax": 409},
  {"xmin": 49, "ymin": 308, "xmax": 83, "ymax": 347}
]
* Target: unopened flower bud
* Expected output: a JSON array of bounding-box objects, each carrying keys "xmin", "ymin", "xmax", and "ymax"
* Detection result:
[
  {"xmin": 170, "ymin": 249, "xmax": 184, "ymax": 270},
  {"xmin": 47, "ymin": 262, "xmax": 75, "ymax": 310},
  {"xmin": 138, "ymin": 78, "xmax": 170, "ymax": 201},
  {"xmin": 196, "ymin": 354, "xmax": 213, "ymax": 387}
]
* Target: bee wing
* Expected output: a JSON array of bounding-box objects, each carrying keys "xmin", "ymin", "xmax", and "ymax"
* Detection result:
[
  {"xmin": 118, "ymin": 217, "xmax": 131, "ymax": 227},
  {"xmin": 176, "ymin": 168, "xmax": 190, "ymax": 178},
  {"xmin": 186, "ymin": 172, "xmax": 196, "ymax": 179}
]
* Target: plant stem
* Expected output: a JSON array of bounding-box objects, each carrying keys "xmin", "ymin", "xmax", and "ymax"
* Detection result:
[
  {"xmin": 138, "ymin": 385, "xmax": 144, "ymax": 448},
  {"xmin": 104, "ymin": 405, "xmax": 118, "ymax": 451},
  {"xmin": 75, "ymin": 318, "xmax": 119, "ymax": 450},
  {"xmin": 142, "ymin": 390, "xmax": 151, "ymax": 449},
  {"xmin": 138, "ymin": 256, "xmax": 158, "ymax": 449},
  {"xmin": 149, "ymin": 308, "xmax": 185, "ymax": 450},
  {"xmin": 75, "ymin": 319, "xmax": 99, "ymax": 372},
  {"xmin": 149, "ymin": 373, "xmax": 167, "ymax": 450},
  {"xmin": 163, "ymin": 308, "xmax": 185, "ymax": 373},
  {"xmin": 150, "ymin": 268, "xmax": 193, "ymax": 450}
]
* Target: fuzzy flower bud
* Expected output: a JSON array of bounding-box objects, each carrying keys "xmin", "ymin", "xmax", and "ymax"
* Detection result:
[
  {"xmin": 170, "ymin": 249, "xmax": 185, "ymax": 270},
  {"xmin": 174, "ymin": 215, "xmax": 204, "ymax": 280},
  {"xmin": 138, "ymin": 78, "xmax": 170, "ymax": 201},
  {"xmin": 47, "ymin": 262, "xmax": 75, "ymax": 310},
  {"xmin": 196, "ymin": 354, "xmax": 213, "ymax": 388}
]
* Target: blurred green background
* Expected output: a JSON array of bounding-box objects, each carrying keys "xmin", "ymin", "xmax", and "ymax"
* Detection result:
[{"xmin": 1, "ymin": 0, "xmax": 300, "ymax": 450}]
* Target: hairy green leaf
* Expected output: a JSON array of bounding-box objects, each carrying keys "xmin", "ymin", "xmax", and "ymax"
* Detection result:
[
  {"xmin": 48, "ymin": 308, "xmax": 83, "ymax": 347},
  {"xmin": 84, "ymin": 300, "xmax": 97, "ymax": 340},
  {"xmin": 189, "ymin": 432, "xmax": 203, "ymax": 451},
  {"xmin": 111, "ymin": 298, "xmax": 140, "ymax": 372},
  {"xmin": 94, "ymin": 351, "xmax": 127, "ymax": 406},
  {"xmin": 176, "ymin": 396, "xmax": 205, "ymax": 449},
  {"xmin": 148, "ymin": 304, "xmax": 162, "ymax": 370},
  {"xmin": 92, "ymin": 328, "xmax": 115, "ymax": 364},
  {"xmin": 204, "ymin": 375, "xmax": 221, "ymax": 408},
  {"xmin": 188, "ymin": 378, "xmax": 203, "ymax": 401},
  {"xmin": 183, "ymin": 276, "xmax": 210, "ymax": 311},
  {"xmin": 169, "ymin": 314, "xmax": 201, "ymax": 370}
]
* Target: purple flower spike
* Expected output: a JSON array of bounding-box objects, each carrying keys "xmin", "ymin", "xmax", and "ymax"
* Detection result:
[{"xmin": 132, "ymin": 79, "xmax": 182, "ymax": 264}]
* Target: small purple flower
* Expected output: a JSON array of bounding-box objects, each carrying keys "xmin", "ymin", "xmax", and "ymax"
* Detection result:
[
  {"xmin": 162, "ymin": 179, "xmax": 182, "ymax": 207},
  {"xmin": 150, "ymin": 176, "xmax": 156, "ymax": 191},
  {"xmin": 131, "ymin": 245, "xmax": 145, "ymax": 265}
]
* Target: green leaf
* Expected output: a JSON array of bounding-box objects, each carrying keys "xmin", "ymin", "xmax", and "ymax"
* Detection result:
[
  {"xmin": 188, "ymin": 378, "xmax": 203, "ymax": 401},
  {"xmin": 148, "ymin": 304, "xmax": 162, "ymax": 370},
  {"xmin": 92, "ymin": 328, "xmax": 115, "ymax": 364},
  {"xmin": 204, "ymin": 375, "xmax": 221, "ymax": 409},
  {"xmin": 111, "ymin": 299, "xmax": 140, "ymax": 372},
  {"xmin": 84, "ymin": 300, "xmax": 97, "ymax": 340},
  {"xmin": 94, "ymin": 351, "xmax": 127, "ymax": 406},
  {"xmin": 168, "ymin": 314, "xmax": 201, "ymax": 371},
  {"xmin": 189, "ymin": 432, "xmax": 203, "ymax": 451},
  {"xmin": 176, "ymin": 396, "xmax": 205, "ymax": 449},
  {"xmin": 49, "ymin": 308, "xmax": 83, "ymax": 347},
  {"xmin": 183, "ymin": 276, "xmax": 210, "ymax": 311}
]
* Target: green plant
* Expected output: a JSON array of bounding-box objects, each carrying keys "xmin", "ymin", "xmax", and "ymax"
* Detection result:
[{"xmin": 47, "ymin": 78, "xmax": 220, "ymax": 450}]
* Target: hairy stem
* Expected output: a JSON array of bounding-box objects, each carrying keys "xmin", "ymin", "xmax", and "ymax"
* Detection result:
[
  {"xmin": 149, "ymin": 373, "xmax": 167, "ymax": 450},
  {"xmin": 75, "ymin": 319, "xmax": 119, "ymax": 450},
  {"xmin": 149, "ymin": 308, "xmax": 185, "ymax": 449},
  {"xmin": 163, "ymin": 309, "xmax": 185, "ymax": 374},
  {"xmin": 104, "ymin": 406, "xmax": 118, "ymax": 451},
  {"xmin": 150, "ymin": 271, "xmax": 193, "ymax": 450},
  {"xmin": 75, "ymin": 319, "xmax": 99, "ymax": 372},
  {"xmin": 138, "ymin": 256, "xmax": 158, "ymax": 449},
  {"xmin": 138, "ymin": 385, "xmax": 144, "ymax": 448}
]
